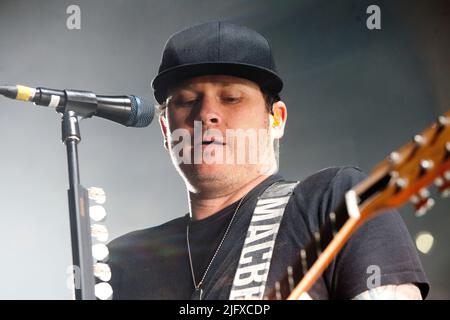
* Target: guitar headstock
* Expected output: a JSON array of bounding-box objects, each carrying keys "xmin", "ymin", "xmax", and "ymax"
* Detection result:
[
  {"xmin": 274, "ymin": 110, "xmax": 450, "ymax": 301},
  {"xmin": 353, "ymin": 110, "xmax": 450, "ymax": 221}
]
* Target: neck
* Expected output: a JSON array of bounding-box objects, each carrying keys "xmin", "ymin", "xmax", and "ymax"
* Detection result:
[{"xmin": 188, "ymin": 174, "xmax": 274, "ymax": 221}]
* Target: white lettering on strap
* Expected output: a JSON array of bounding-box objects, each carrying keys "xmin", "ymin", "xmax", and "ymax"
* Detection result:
[{"xmin": 229, "ymin": 181, "xmax": 299, "ymax": 300}]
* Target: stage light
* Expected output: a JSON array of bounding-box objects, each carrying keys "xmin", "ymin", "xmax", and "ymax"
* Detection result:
[
  {"xmin": 91, "ymin": 224, "xmax": 109, "ymax": 242},
  {"xmin": 88, "ymin": 187, "xmax": 106, "ymax": 204},
  {"xmin": 94, "ymin": 262, "xmax": 112, "ymax": 282},
  {"xmin": 92, "ymin": 243, "xmax": 109, "ymax": 261},
  {"xmin": 415, "ymin": 231, "xmax": 434, "ymax": 254},
  {"xmin": 89, "ymin": 205, "xmax": 107, "ymax": 222},
  {"xmin": 95, "ymin": 282, "xmax": 113, "ymax": 300}
]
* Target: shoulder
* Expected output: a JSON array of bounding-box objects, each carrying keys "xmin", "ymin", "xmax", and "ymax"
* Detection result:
[
  {"xmin": 287, "ymin": 166, "xmax": 370, "ymax": 232},
  {"xmin": 279, "ymin": 166, "xmax": 366, "ymax": 232},
  {"xmin": 292, "ymin": 166, "xmax": 366, "ymax": 206},
  {"xmin": 299, "ymin": 166, "xmax": 365, "ymax": 190}
]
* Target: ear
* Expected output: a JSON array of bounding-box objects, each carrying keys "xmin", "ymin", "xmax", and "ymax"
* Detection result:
[
  {"xmin": 159, "ymin": 113, "xmax": 169, "ymax": 150},
  {"xmin": 270, "ymin": 101, "xmax": 287, "ymax": 139}
]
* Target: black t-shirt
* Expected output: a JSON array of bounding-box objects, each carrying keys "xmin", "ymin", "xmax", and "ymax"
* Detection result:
[{"xmin": 108, "ymin": 166, "xmax": 429, "ymax": 299}]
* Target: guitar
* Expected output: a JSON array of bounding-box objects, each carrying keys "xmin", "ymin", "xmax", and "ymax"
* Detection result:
[{"xmin": 265, "ymin": 110, "xmax": 450, "ymax": 300}]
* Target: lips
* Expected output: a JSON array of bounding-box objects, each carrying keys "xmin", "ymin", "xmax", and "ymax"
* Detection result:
[
  {"xmin": 201, "ymin": 136, "xmax": 225, "ymax": 145},
  {"xmin": 202, "ymin": 140, "xmax": 225, "ymax": 145}
]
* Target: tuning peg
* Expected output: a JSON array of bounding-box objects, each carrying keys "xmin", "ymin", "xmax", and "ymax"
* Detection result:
[
  {"xmin": 444, "ymin": 142, "xmax": 450, "ymax": 162},
  {"xmin": 411, "ymin": 188, "xmax": 434, "ymax": 217},
  {"xmin": 436, "ymin": 170, "xmax": 450, "ymax": 198},
  {"xmin": 424, "ymin": 197, "xmax": 435, "ymax": 210},
  {"xmin": 419, "ymin": 159, "xmax": 434, "ymax": 175},
  {"xmin": 415, "ymin": 198, "xmax": 435, "ymax": 217},
  {"xmin": 441, "ymin": 189, "xmax": 450, "ymax": 198},
  {"xmin": 91, "ymin": 224, "xmax": 109, "ymax": 242},
  {"xmin": 435, "ymin": 177, "xmax": 444, "ymax": 187},
  {"xmin": 394, "ymin": 177, "xmax": 409, "ymax": 192},
  {"xmin": 89, "ymin": 205, "xmax": 107, "ymax": 222},
  {"xmin": 419, "ymin": 188, "xmax": 430, "ymax": 199},
  {"xmin": 88, "ymin": 187, "xmax": 106, "ymax": 204},
  {"xmin": 413, "ymin": 134, "xmax": 425, "ymax": 146},
  {"xmin": 389, "ymin": 152, "xmax": 401, "ymax": 164},
  {"xmin": 95, "ymin": 282, "xmax": 113, "ymax": 300},
  {"xmin": 437, "ymin": 115, "xmax": 449, "ymax": 127}
]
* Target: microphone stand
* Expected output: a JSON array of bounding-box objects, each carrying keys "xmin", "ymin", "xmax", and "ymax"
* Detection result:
[
  {"xmin": 0, "ymin": 86, "xmax": 152, "ymax": 300},
  {"xmin": 61, "ymin": 110, "xmax": 96, "ymax": 300}
]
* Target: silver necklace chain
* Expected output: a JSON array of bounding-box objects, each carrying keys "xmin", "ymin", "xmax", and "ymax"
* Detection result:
[{"xmin": 186, "ymin": 193, "xmax": 248, "ymax": 299}]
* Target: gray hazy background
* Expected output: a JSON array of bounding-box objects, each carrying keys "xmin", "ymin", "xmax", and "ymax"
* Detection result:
[{"xmin": 0, "ymin": 0, "xmax": 448, "ymax": 299}]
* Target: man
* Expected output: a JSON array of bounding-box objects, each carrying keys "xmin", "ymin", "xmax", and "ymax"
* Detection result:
[{"xmin": 108, "ymin": 21, "xmax": 429, "ymax": 300}]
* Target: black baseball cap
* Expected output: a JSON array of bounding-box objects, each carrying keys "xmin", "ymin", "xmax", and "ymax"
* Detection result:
[{"xmin": 151, "ymin": 21, "xmax": 283, "ymax": 104}]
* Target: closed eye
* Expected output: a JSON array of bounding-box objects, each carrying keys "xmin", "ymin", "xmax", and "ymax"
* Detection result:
[
  {"xmin": 221, "ymin": 97, "xmax": 242, "ymax": 104},
  {"xmin": 174, "ymin": 99, "xmax": 198, "ymax": 107}
]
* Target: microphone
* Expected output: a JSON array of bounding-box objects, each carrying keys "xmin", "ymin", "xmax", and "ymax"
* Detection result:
[{"xmin": 0, "ymin": 84, "xmax": 155, "ymax": 127}]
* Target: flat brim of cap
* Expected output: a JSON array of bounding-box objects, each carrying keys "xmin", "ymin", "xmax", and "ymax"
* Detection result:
[{"xmin": 152, "ymin": 62, "xmax": 283, "ymax": 104}]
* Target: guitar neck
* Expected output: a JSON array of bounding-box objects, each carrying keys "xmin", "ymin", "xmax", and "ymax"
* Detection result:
[
  {"xmin": 264, "ymin": 177, "xmax": 391, "ymax": 300},
  {"xmin": 264, "ymin": 110, "xmax": 450, "ymax": 300}
]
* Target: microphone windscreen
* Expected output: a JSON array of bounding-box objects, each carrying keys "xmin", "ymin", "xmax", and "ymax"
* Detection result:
[{"xmin": 127, "ymin": 96, "xmax": 155, "ymax": 127}]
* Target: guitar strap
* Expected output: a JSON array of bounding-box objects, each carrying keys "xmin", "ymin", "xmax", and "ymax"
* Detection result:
[{"xmin": 229, "ymin": 180, "xmax": 299, "ymax": 300}]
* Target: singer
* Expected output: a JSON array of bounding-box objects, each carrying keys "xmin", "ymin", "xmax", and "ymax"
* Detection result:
[{"xmin": 107, "ymin": 21, "xmax": 429, "ymax": 300}]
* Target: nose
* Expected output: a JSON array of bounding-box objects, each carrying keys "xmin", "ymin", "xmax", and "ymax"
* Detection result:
[{"xmin": 196, "ymin": 95, "xmax": 221, "ymax": 126}]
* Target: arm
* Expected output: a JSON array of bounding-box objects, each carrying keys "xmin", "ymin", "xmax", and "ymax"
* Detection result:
[
  {"xmin": 322, "ymin": 168, "xmax": 429, "ymax": 299},
  {"xmin": 352, "ymin": 283, "xmax": 422, "ymax": 300}
]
